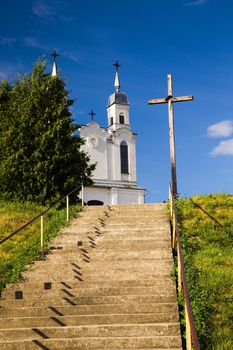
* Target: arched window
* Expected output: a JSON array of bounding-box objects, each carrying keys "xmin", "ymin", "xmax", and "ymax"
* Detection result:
[
  {"xmin": 119, "ymin": 114, "xmax": 125, "ymax": 124},
  {"xmin": 120, "ymin": 141, "xmax": 129, "ymax": 174}
]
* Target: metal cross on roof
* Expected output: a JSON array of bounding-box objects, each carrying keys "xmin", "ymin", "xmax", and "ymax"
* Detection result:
[
  {"xmin": 51, "ymin": 50, "xmax": 59, "ymax": 63},
  {"xmin": 89, "ymin": 109, "xmax": 96, "ymax": 121},
  {"xmin": 113, "ymin": 60, "xmax": 121, "ymax": 72}
]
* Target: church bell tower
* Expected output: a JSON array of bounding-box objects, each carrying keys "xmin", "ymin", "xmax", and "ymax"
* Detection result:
[{"xmin": 107, "ymin": 61, "xmax": 130, "ymax": 130}]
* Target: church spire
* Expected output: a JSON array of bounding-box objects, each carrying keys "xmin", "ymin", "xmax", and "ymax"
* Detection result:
[
  {"xmin": 113, "ymin": 60, "xmax": 121, "ymax": 92},
  {"xmin": 51, "ymin": 50, "xmax": 59, "ymax": 77}
]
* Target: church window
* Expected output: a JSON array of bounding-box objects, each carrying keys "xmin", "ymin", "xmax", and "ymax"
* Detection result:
[
  {"xmin": 110, "ymin": 117, "xmax": 113, "ymax": 125},
  {"xmin": 120, "ymin": 141, "xmax": 129, "ymax": 174},
  {"xmin": 119, "ymin": 114, "xmax": 124, "ymax": 124}
]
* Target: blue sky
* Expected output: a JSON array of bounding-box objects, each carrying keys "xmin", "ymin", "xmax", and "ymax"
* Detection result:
[{"xmin": 1, "ymin": 0, "xmax": 233, "ymax": 202}]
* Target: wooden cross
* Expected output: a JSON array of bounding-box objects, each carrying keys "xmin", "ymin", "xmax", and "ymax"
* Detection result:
[
  {"xmin": 89, "ymin": 109, "xmax": 96, "ymax": 121},
  {"xmin": 148, "ymin": 74, "xmax": 194, "ymax": 196}
]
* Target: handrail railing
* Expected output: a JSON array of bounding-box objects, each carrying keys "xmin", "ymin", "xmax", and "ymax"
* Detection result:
[
  {"xmin": 0, "ymin": 184, "xmax": 84, "ymax": 253},
  {"xmin": 169, "ymin": 186, "xmax": 200, "ymax": 350}
]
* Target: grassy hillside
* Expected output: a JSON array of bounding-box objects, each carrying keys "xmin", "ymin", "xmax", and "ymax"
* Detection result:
[
  {"xmin": 176, "ymin": 194, "xmax": 233, "ymax": 349},
  {"xmin": 0, "ymin": 200, "xmax": 81, "ymax": 293}
]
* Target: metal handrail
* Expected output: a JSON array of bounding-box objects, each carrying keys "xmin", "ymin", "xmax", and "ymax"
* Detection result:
[
  {"xmin": 0, "ymin": 184, "xmax": 84, "ymax": 250},
  {"xmin": 169, "ymin": 186, "xmax": 200, "ymax": 350}
]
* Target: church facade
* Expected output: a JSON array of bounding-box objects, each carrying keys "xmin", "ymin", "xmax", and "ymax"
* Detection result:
[{"xmin": 78, "ymin": 63, "xmax": 146, "ymax": 205}]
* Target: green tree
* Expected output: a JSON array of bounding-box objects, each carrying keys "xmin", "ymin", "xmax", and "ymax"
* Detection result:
[{"xmin": 0, "ymin": 60, "xmax": 95, "ymax": 204}]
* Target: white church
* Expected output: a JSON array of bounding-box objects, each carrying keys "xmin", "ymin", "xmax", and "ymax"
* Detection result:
[{"xmin": 78, "ymin": 62, "xmax": 146, "ymax": 205}]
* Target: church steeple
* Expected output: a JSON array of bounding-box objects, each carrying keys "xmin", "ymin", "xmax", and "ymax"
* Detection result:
[
  {"xmin": 113, "ymin": 60, "xmax": 121, "ymax": 92},
  {"xmin": 51, "ymin": 50, "xmax": 59, "ymax": 77},
  {"xmin": 107, "ymin": 61, "xmax": 130, "ymax": 130}
]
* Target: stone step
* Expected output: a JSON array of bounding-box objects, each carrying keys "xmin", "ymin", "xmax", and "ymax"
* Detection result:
[
  {"xmin": 0, "ymin": 312, "xmax": 179, "ymax": 329},
  {"xmin": 22, "ymin": 272, "xmax": 173, "ymax": 283},
  {"xmin": 26, "ymin": 258, "xmax": 173, "ymax": 271},
  {"xmin": 0, "ymin": 323, "xmax": 181, "ymax": 341},
  {"xmin": 44, "ymin": 250, "xmax": 173, "ymax": 261},
  {"xmin": 0, "ymin": 336, "xmax": 182, "ymax": 349},
  {"xmin": 49, "ymin": 247, "xmax": 172, "ymax": 256},
  {"xmin": 22, "ymin": 267, "xmax": 173, "ymax": 281},
  {"xmin": 0, "ymin": 303, "xmax": 177, "ymax": 318},
  {"xmin": 2, "ymin": 285, "xmax": 176, "ymax": 300},
  {"xmin": 4, "ymin": 277, "xmax": 175, "ymax": 291},
  {"xmin": 0, "ymin": 294, "xmax": 177, "ymax": 308}
]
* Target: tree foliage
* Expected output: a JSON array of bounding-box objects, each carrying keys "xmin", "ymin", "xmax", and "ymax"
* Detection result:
[{"xmin": 0, "ymin": 61, "xmax": 95, "ymax": 204}]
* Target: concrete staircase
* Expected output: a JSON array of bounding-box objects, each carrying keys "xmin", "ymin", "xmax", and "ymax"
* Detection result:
[{"xmin": 0, "ymin": 204, "xmax": 182, "ymax": 349}]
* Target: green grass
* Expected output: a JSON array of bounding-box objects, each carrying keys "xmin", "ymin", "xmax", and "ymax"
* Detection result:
[
  {"xmin": 0, "ymin": 200, "xmax": 81, "ymax": 293},
  {"xmin": 176, "ymin": 194, "xmax": 233, "ymax": 350}
]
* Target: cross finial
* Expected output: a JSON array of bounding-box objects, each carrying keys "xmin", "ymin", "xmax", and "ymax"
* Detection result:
[
  {"xmin": 51, "ymin": 50, "xmax": 59, "ymax": 77},
  {"xmin": 113, "ymin": 60, "xmax": 121, "ymax": 72},
  {"xmin": 113, "ymin": 60, "xmax": 121, "ymax": 92},
  {"xmin": 89, "ymin": 109, "xmax": 96, "ymax": 121},
  {"xmin": 51, "ymin": 49, "xmax": 59, "ymax": 63}
]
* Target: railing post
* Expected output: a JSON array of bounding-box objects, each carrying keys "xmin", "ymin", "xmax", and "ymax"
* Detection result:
[
  {"xmin": 66, "ymin": 195, "xmax": 69, "ymax": 222},
  {"xmin": 185, "ymin": 302, "xmax": 192, "ymax": 350},
  {"xmin": 177, "ymin": 243, "xmax": 182, "ymax": 294},
  {"xmin": 81, "ymin": 184, "xmax": 84, "ymax": 206},
  {"xmin": 40, "ymin": 215, "xmax": 44, "ymax": 254},
  {"xmin": 172, "ymin": 216, "xmax": 176, "ymax": 249}
]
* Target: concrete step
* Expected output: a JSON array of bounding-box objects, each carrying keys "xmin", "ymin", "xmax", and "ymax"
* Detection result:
[
  {"xmin": 0, "ymin": 303, "xmax": 177, "ymax": 318},
  {"xmin": 2, "ymin": 285, "xmax": 176, "ymax": 300},
  {"xmin": 0, "ymin": 312, "xmax": 180, "ymax": 329},
  {"xmin": 4, "ymin": 277, "xmax": 175, "ymax": 292},
  {"xmin": 0, "ymin": 294, "xmax": 177, "ymax": 308},
  {"xmin": 0, "ymin": 323, "xmax": 181, "ymax": 340},
  {"xmin": 0, "ymin": 336, "xmax": 182, "ymax": 349},
  {"xmin": 42, "ymin": 250, "xmax": 173, "ymax": 262}
]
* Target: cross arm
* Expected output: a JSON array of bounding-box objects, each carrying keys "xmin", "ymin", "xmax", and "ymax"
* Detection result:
[
  {"xmin": 148, "ymin": 95, "xmax": 194, "ymax": 105},
  {"xmin": 148, "ymin": 98, "xmax": 168, "ymax": 105},
  {"xmin": 172, "ymin": 95, "xmax": 194, "ymax": 103}
]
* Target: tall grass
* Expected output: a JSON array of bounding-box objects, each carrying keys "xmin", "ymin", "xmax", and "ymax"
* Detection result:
[
  {"xmin": 0, "ymin": 200, "xmax": 81, "ymax": 293},
  {"xmin": 176, "ymin": 194, "xmax": 233, "ymax": 349}
]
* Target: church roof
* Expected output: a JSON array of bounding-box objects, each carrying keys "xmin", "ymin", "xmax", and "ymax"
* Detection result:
[{"xmin": 107, "ymin": 92, "xmax": 129, "ymax": 108}]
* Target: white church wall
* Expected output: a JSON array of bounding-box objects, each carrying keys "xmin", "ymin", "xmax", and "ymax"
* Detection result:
[
  {"xmin": 79, "ymin": 122, "xmax": 108, "ymax": 180},
  {"xmin": 117, "ymin": 188, "xmax": 145, "ymax": 204},
  {"xmin": 83, "ymin": 186, "xmax": 110, "ymax": 205},
  {"xmin": 83, "ymin": 186, "xmax": 145, "ymax": 205}
]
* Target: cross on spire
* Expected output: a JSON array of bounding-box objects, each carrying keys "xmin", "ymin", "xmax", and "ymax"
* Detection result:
[
  {"xmin": 113, "ymin": 60, "xmax": 121, "ymax": 92},
  {"xmin": 148, "ymin": 74, "xmax": 194, "ymax": 196},
  {"xmin": 51, "ymin": 50, "xmax": 59, "ymax": 77},
  {"xmin": 113, "ymin": 60, "xmax": 121, "ymax": 72},
  {"xmin": 89, "ymin": 109, "xmax": 96, "ymax": 121},
  {"xmin": 51, "ymin": 49, "xmax": 59, "ymax": 62}
]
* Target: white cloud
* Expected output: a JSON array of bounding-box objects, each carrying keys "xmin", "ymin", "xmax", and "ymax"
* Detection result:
[
  {"xmin": 23, "ymin": 37, "xmax": 82, "ymax": 64},
  {"xmin": 32, "ymin": 1, "xmax": 55, "ymax": 20},
  {"xmin": 63, "ymin": 50, "xmax": 82, "ymax": 64},
  {"xmin": 207, "ymin": 120, "xmax": 233, "ymax": 138},
  {"xmin": 0, "ymin": 37, "xmax": 16, "ymax": 46},
  {"xmin": 184, "ymin": 0, "xmax": 206, "ymax": 6},
  {"xmin": 32, "ymin": 0, "xmax": 74, "ymax": 23},
  {"xmin": 23, "ymin": 36, "xmax": 51, "ymax": 51},
  {"xmin": 211, "ymin": 139, "xmax": 233, "ymax": 156}
]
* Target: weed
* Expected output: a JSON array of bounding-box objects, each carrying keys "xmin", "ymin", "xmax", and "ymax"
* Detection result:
[{"xmin": 175, "ymin": 194, "xmax": 233, "ymax": 349}]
